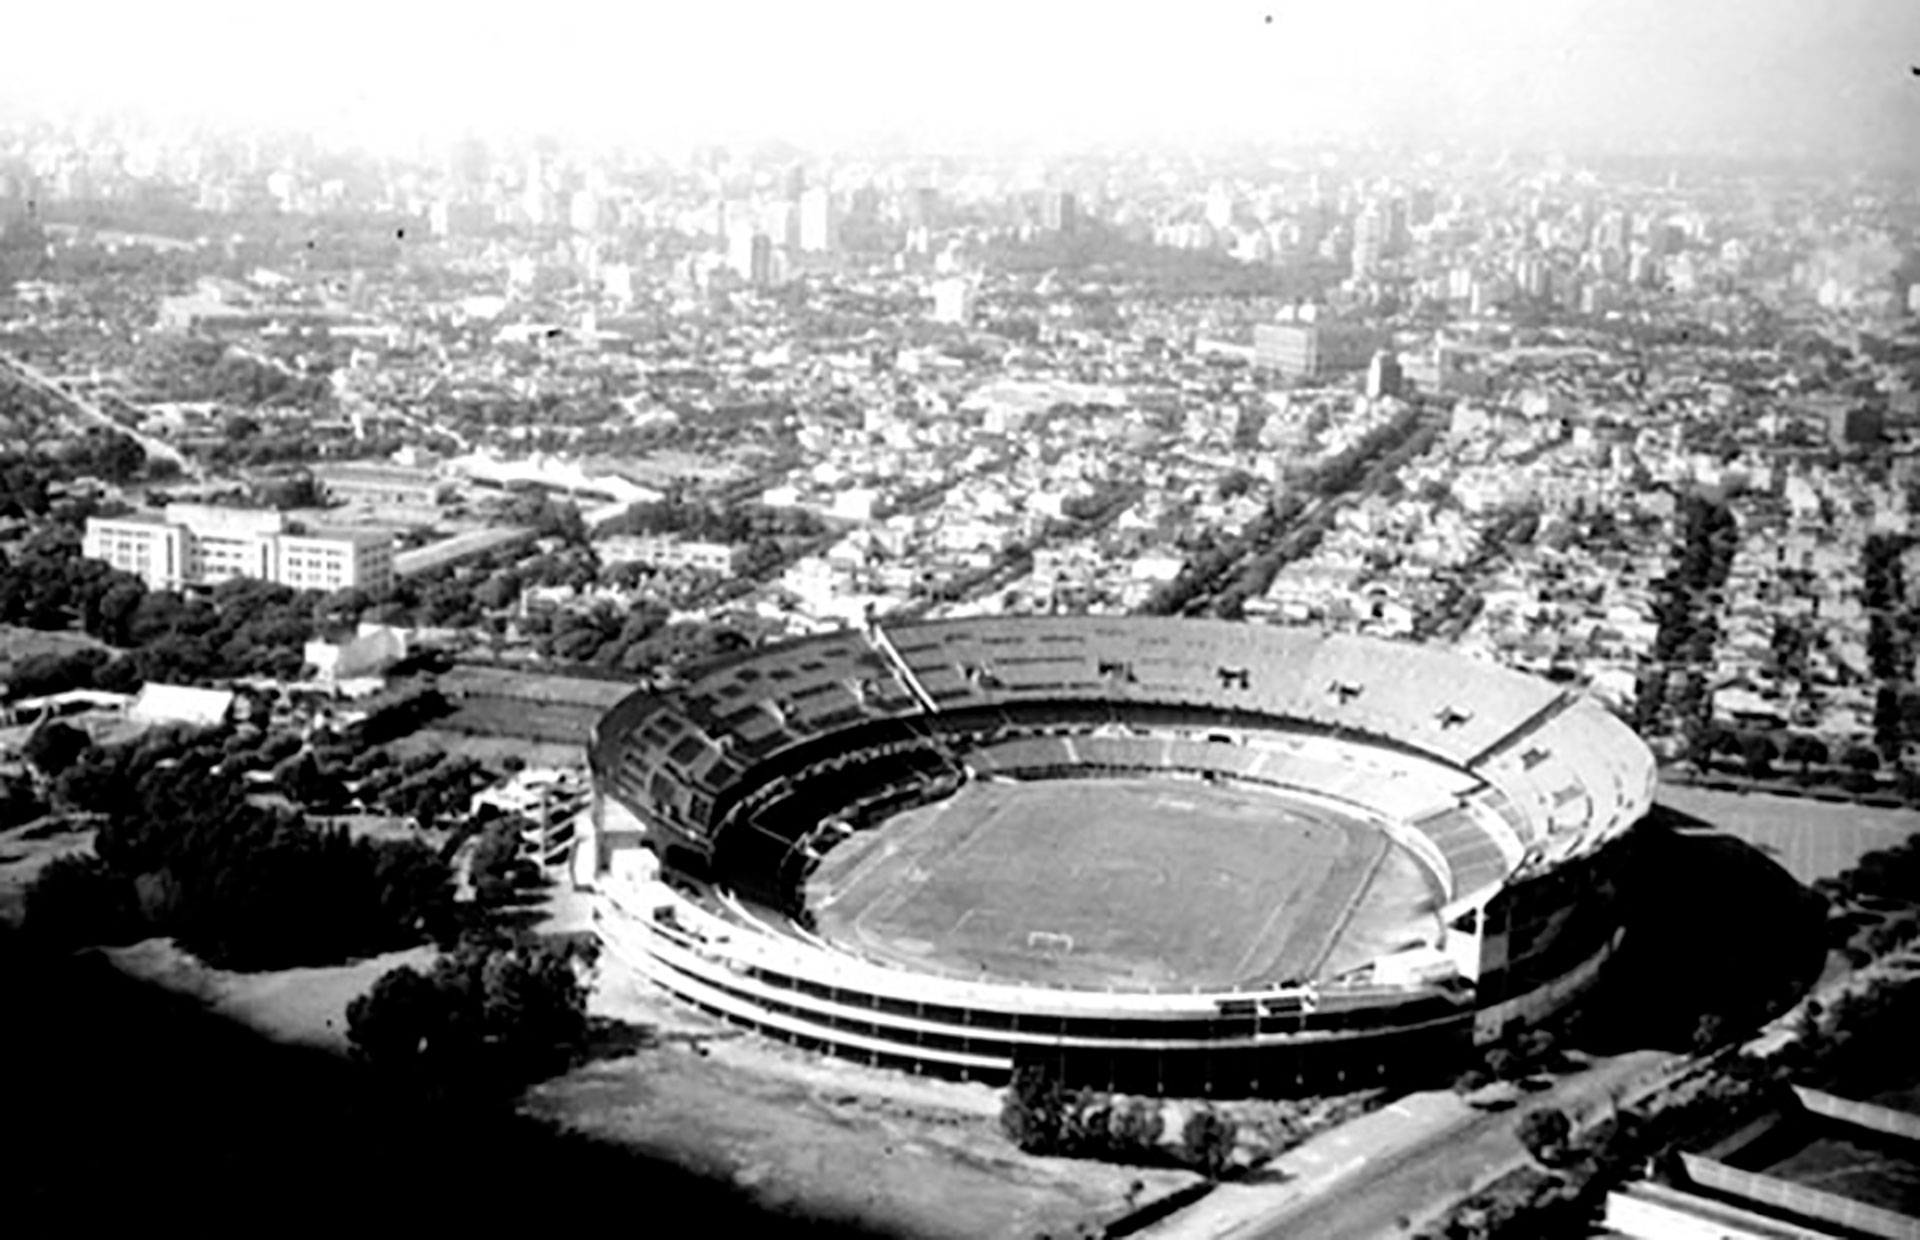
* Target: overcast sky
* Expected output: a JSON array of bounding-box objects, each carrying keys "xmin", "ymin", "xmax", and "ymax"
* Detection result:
[{"xmin": 7, "ymin": 0, "xmax": 1917, "ymax": 158}]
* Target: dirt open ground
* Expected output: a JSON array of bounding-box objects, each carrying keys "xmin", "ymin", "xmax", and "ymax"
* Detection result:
[
  {"xmin": 810, "ymin": 776, "xmax": 1428, "ymax": 990},
  {"xmin": 0, "ymin": 826, "xmax": 1193, "ymax": 1239}
]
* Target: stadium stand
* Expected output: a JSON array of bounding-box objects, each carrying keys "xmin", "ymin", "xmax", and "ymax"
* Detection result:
[{"xmin": 584, "ymin": 618, "xmax": 1657, "ymax": 1095}]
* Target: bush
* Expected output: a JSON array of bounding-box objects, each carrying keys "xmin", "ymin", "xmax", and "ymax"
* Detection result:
[
  {"xmin": 1517, "ymin": 1107, "xmax": 1573, "ymax": 1167},
  {"xmin": 22, "ymin": 720, "xmax": 91, "ymax": 775}
]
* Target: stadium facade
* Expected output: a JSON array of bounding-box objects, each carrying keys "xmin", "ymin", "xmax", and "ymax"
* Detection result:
[{"xmin": 579, "ymin": 618, "xmax": 1656, "ymax": 1096}]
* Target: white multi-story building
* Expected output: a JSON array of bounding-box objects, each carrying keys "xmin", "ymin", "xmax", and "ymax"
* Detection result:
[
  {"xmin": 798, "ymin": 186, "xmax": 835, "ymax": 253},
  {"xmin": 82, "ymin": 503, "xmax": 396, "ymax": 594},
  {"xmin": 930, "ymin": 276, "xmax": 974, "ymax": 325},
  {"xmin": 594, "ymin": 535, "xmax": 746, "ymax": 576}
]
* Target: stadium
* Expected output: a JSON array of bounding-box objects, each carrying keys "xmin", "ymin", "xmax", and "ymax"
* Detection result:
[{"xmin": 579, "ymin": 617, "xmax": 1656, "ymax": 1097}]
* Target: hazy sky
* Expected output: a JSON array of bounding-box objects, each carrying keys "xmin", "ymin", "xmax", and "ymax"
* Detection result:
[{"xmin": 7, "ymin": 0, "xmax": 1917, "ymax": 157}]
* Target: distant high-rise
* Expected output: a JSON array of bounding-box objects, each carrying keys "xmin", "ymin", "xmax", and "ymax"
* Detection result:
[
  {"xmin": 799, "ymin": 186, "xmax": 836, "ymax": 253},
  {"xmin": 1383, "ymin": 198, "xmax": 1410, "ymax": 257},
  {"xmin": 1408, "ymin": 185, "xmax": 1437, "ymax": 228},
  {"xmin": 1350, "ymin": 206, "xmax": 1385, "ymax": 281},
  {"xmin": 1040, "ymin": 190, "xmax": 1078, "ymax": 234},
  {"xmin": 449, "ymin": 135, "xmax": 490, "ymax": 193},
  {"xmin": 903, "ymin": 187, "xmax": 940, "ymax": 230},
  {"xmin": 760, "ymin": 201, "xmax": 798, "ymax": 250},
  {"xmin": 748, "ymin": 235, "xmax": 775, "ymax": 288},
  {"xmin": 1365, "ymin": 350, "xmax": 1403, "ymax": 400},
  {"xmin": 568, "ymin": 188, "xmax": 602, "ymax": 234},
  {"xmin": 1204, "ymin": 183, "xmax": 1234, "ymax": 232}
]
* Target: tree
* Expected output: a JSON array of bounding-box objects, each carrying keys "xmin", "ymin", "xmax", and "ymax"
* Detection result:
[
  {"xmin": 1738, "ymin": 731, "xmax": 1779, "ymax": 780},
  {"xmin": 1685, "ymin": 721, "xmax": 1726, "ymax": 775},
  {"xmin": 1841, "ymin": 745, "xmax": 1881, "ymax": 793},
  {"xmin": 1873, "ymin": 686, "xmax": 1904, "ymax": 759},
  {"xmin": 468, "ymin": 821, "xmax": 531, "ymax": 905},
  {"xmin": 1001, "ymin": 1061, "xmax": 1071, "ymax": 1154},
  {"xmin": 1180, "ymin": 1106, "xmax": 1238, "ymax": 1179},
  {"xmin": 344, "ymin": 963, "xmax": 440, "ymax": 1067},
  {"xmin": 24, "ymin": 852, "xmax": 138, "ymax": 948},
  {"xmin": 1516, "ymin": 1107, "xmax": 1572, "ymax": 1167},
  {"xmin": 22, "ymin": 719, "xmax": 91, "ymax": 775},
  {"xmin": 1783, "ymin": 733, "xmax": 1829, "ymax": 778}
]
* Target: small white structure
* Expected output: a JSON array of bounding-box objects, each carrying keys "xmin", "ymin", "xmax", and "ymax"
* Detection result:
[
  {"xmin": 129, "ymin": 684, "xmax": 236, "ymax": 729},
  {"xmin": 304, "ymin": 623, "xmax": 409, "ymax": 683}
]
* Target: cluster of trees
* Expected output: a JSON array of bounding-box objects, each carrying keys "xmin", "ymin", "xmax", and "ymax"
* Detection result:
[
  {"xmin": 0, "ymin": 766, "xmax": 47, "ymax": 828},
  {"xmin": 26, "ymin": 732, "xmax": 453, "ymax": 969},
  {"xmin": 50, "ymin": 427, "xmax": 150, "ymax": 485},
  {"xmin": 140, "ymin": 339, "xmax": 331, "ymax": 409},
  {"xmin": 601, "ymin": 497, "xmax": 825, "ymax": 545},
  {"xmin": 999, "ymin": 1063, "xmax": 1237, "ymax": 1179},
  {"xmin": 520, "ymin": 604, "xmax": 755, "ymax": 675},
  {"xmin": 1139, "ymin": 494, "xmax": 1307, "ymax": 618},
  {"xmin": 1453, "ymin": 1026, "xmax": 1571, "ymax": 1093},
  {"xmin": 980, "ymin": 228, "xmax": 1339, "ymax": 301},
  {"xmin": 0, "ymin": 543, "xmax": 329, "ymax": 689},
  {"xmin": 0, "ymin": 434, "xmax": 151, "ymax": 520},
  {"xmin": 1863, "ymin": 534, "xmax": 1916, "ymax": 763},
  {"xmin": 1, "ymin": 441, "xmax": 129, "ymax": 511},
  {"xmin": 1142, "ymin": 411, "xmax": 1433, "ymax": 619},
  {"xmin": 345, "ymin": 930, "xmax": 599, "ymax": 1092},
  {"xmin": 1415, "ymin": 504, "xmax": 1544, "ymax": 640},
  {"xmin": 351, "ymin": 750, "xmax": 492, "ymax": 829},
  {"xmin": 1295, "ymin": 408, "xmax": 1428, "ymax": 499},
  {"xmin": 352, "ymin": 682, "xmax": 451, "ymax": 745},
  {"xmin": 1677, "ymin": 724, "xmax": 1891, "ymax": 795},
  {"xmin": 1635, "ymin": 495, "xmax": 1739, "ymax": 743},
  {"xmin": 1813, "ymin": 830, "xmax": 1920, "ymax": 967},
  {"xmin": 499, "ymin": 493, "xmax": 590, "ymax": 546},
  {"xmin": 248, "ymin": 472, "xmax": 330, "ymax": 511},
  {"xmin": 467, "ymin": 814, "xmax": 545, "ymax": 906}
]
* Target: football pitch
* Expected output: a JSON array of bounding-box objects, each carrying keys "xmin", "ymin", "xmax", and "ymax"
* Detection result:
[{"xmin": 807, "ymin": 776, "xmax": 1421, "ymax": 992}]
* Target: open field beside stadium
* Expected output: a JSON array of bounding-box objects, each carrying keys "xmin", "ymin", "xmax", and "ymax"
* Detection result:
[
  {"xmin": 435, "ymin": 664, "xmax": 636, "ymax": 747},
  {"xmin": 810, "ymin": 777, "xmax": 1430, "ymax": 991},
  {"xmin": 1654, "ymin": 786, "xmax": 1920, "ymax": 886}
]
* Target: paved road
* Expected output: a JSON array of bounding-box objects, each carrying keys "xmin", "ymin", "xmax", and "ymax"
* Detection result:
[
  {"xmin": 1143, "ymin": 1050, "xmax": 1675, "ymax": 1240},
  {"xmin": 1236, "ymin": 1104, "xmax": 1520, "ymax": 1240},
  {"xmin": 1240, "ymin": 1051, "xmax": 1674, "ymax": 1240}
]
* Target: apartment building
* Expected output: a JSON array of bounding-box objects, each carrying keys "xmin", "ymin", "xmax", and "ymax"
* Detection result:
[{"xmin": 82, "ymin": 502, "xmax": 396, "ymax": 593}]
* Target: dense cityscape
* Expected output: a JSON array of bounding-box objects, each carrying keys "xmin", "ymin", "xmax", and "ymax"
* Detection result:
[{"xmin": 2, "ymin": 7, "xmax": 1919, "ymax": 1238}]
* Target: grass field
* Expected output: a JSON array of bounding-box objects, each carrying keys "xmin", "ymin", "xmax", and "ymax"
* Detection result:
[
  {"xmin": 433, "ymin": 666, "xmax": 635, "ymax": 747},
  {"xmin": 808, "ymin": 777, "xmax": 1407, "ymax": 992},
  {"xmin": 438, "ymin": 696, "xmax": 602, "ymax": 745},
  {"xmin": 1655, "ymin": 787, "xmax": 1920, "ymax": 886}
]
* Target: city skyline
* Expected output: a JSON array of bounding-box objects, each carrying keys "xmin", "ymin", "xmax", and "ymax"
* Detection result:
[{"xmin": 4, "ymin": 0, "xmax": 1917, "ymax": 163}]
